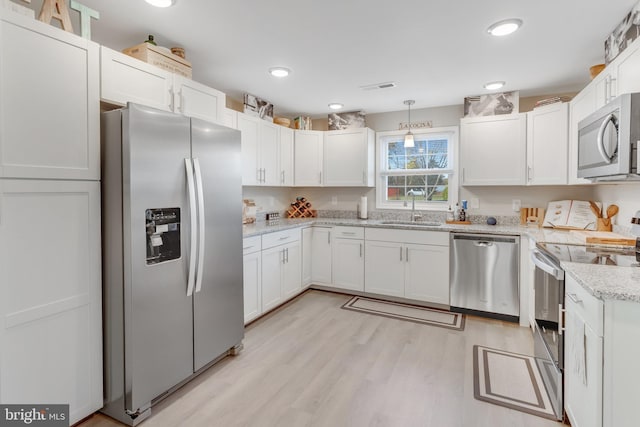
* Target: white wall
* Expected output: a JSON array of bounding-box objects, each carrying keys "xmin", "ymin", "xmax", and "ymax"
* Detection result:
[
  {"xmin": 365, "ymin": 105, "xmax": 463, "ymax": 131},
  {"xmin": 592, "ymin": 183, "xmax": 640, "ymax": 233},
  {"xmin": 242, "ymin": 187, "xmax": 292, "ymax": 216}
]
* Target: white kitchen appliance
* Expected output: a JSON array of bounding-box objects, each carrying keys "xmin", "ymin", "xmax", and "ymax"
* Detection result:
[
  {"xmin": 577, "ymin": 92, "xmax": 640, "ymax": 181},
  {"xmin": 100, "ymin": 103, "xmax": 244, "ymax": 425}
]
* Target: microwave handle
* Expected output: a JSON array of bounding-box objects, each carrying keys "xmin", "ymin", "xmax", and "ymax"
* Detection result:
[{"xmin": 596, "ymin": 113, "xmax": 618, "ymax": 164}]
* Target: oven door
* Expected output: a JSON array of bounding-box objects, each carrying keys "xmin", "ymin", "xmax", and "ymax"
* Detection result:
[{"xmin": 531, "ymin": 248, "xmax": 564, "ymax": 420}]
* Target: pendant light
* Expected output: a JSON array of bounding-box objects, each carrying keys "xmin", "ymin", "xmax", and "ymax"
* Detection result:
[{"xmin": 404, "ymin": 100, "xmax": 415, "ymax": 148}]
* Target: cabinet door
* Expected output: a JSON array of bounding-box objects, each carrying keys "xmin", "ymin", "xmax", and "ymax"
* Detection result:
[
  {"xmin": 100, "ymin": 46, "xmax": 173, "ymax": 112},
  {"xmin": 404, "ymin": 244, "xmax": 449, "ymax": 304},
  {"xmin": 364, "ymin": 241, "xmax": 405, "ymax": 297},
  {"xmin": 0, "ymin": 179, "xmax": 102, "ymax": 424},
  {"xmin": 294, "ymin": 130, "xmax": 324, "ymax": 186},
  {"xmin": 311, "ymin": 227, "xmax": 332, "ymax": 284},
  {"xmin": 237, "ymin": 113, "xmax": 260, "ymax": 185},
  {"xmin": 526, "ymin": 103, "xmax": 568, "ymax": 185},
  {"xmin": 568, "ymin": 90, "xmax": 596, "ymax": 185},
  {"xmin": 460, "ymin": 114, "xmax": 527, "ymax": 185},
  {"xmin": 174, "ymin": 76, "xmax": 225, "ymax": 124},
  {"xmin": 279, "ymin": 127, "xmax": 295, "ymax": 186},
  {"xmin": 243, "ymin": 251, "xmax": 262, "ymax": 323},
  {"xmin": 282, "ymin": 241, "xmax": 302, "ymax": 299},
  {"xmin": 564, "ymin": 306, "xmax": 603, "ymax": 427},
  {"xmin": 332, "ymin": 238, "xmax": 364, "ymax": 291},
  {"xmin": 324, "ymin": 128, "xmax": 372, "ymax": 186},
  {"xmin": 0, "ymin": 14, "xmax": 100, "ymax": 180},
  {"xmin": 594, "ymin": 71, "xmax": 615, "ymax": 109},
  {"xmin": 614, "ymin": 40, "xmax": 640, "ymax": 96},
  {"xmin": 223, "ymin": 108, "xmax": 238, "ymax": 129},
  {"xmin": 260, "ymin": 122, "xmax": 280, "ymax": 186},
  {"xmin": 301, "ymin": 227, "xmax": 312, "ymax": 286},
  {"xmin": 261, "ymin": 246, "xmax": 283, "ymax": 312}
]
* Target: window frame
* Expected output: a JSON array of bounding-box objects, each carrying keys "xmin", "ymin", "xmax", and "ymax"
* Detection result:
[{"xmin": 375, "ymin": 126, "xmax": 459, "ymax": 211}]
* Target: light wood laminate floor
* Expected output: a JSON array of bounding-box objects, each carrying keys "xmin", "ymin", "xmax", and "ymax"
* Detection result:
[{"xmin": 82, "ymin": 290, "xmax": 567, "ymax": 427}]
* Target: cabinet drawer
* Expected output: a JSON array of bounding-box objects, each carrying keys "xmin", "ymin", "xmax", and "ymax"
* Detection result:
[
  {"xmin": 365, "ymin": 228, "xmax": 449, "ymax": 246},
  {"xmin": 565, "ymin": 276, "xmax": 604, "ymax": 336},
  {"xmin": 262, "ymin": 228, "xmax": 301, "ymax": 249},
  {"xmin": 242, "ymin": 236, "xmax": 261, "ymax": 255},
  {"xmin": 333, "ymin": 226, "xmax": 364, "ymax": 239}
]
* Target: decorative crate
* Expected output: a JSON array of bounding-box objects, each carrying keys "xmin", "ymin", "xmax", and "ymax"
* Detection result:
[{"xmin": 122, "ymin": 42, "xmax": 192, "ymax": 78}]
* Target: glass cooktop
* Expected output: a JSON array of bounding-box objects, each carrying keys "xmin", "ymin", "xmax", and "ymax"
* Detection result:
[{"xmin": 537, "ymin": 242, "xmax": 640, "ymax": 267}]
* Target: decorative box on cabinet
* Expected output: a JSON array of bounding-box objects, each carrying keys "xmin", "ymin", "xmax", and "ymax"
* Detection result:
[
  {"xmin": 0, "ymin": 10, "xmax": 99, "ymax": 181},
  {"xmin": 460, "ymin": 114, "xmax": 527, "ymax": 186},
  {"xmin": 324, "ymin": 128, "xmax": 375, "ymax": 186},
  {"xmin": 100, "ymin": 47, "xmax": 225, "ymax": 124},
  {"xmin": 526, "ymin": 103, "xmax": 568, "ymax": 185}
]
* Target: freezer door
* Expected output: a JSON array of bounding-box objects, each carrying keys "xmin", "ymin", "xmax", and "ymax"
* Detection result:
[
  {"xmin": 123, "ymin": 104, "xmax": 194, "ymax": 411},
  {"xmin": 191, "ymin": 118, "xmax": 244, "ymax": 371}
]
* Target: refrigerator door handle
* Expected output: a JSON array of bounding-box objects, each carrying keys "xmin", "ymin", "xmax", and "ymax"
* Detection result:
[
  {"xmin": 185, "ymin": 158, "xmax": 197, "ymax": 297},
  {"xmin": 193, "ymin": 158, "xmax": 206, "ymax": 293}
]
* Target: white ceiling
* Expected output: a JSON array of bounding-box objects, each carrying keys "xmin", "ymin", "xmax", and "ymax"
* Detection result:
[{"xmin": 80, "ymin": 0, "xmax": 637, "ymax": 117}]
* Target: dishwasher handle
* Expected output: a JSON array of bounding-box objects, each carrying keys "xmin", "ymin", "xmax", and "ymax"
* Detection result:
[{"xmin": 474, "ymin": 241, "xmax": 494, "ymax": 247}]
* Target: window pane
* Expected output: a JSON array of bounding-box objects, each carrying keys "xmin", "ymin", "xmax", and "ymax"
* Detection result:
[
  {"xmin": 387, "ymin": 176, "xmax": 406, "ymax": 186},
  {"xmin": 384, "ymin": 174, "xmax": 450, "ymax": 203},
  {"xmin": 387, "ymin": 186, "xmax": 405, "ymax": 200},
  {"xmin": 426, "ymin": 139, "xmax": 449, "ymax": 169}
]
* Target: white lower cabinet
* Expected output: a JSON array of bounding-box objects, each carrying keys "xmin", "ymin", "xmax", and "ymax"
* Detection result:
[
  {"xmin": 311, "ymin": 226, "xmax": 332, "ymax": 284},
  {"xmin": 0, "ymin": 179, "xmax": 102, "ymax": 424},
  {"xmin": 242, "ymin": 236, "xmax": 262, "ymax": 324},
  {"xmin": 261, "ymin": 229, "xmax": 302, "ymax": 312},
  {"xmin": 564, "ymin": 274, "xmax": 640, "ymax": 427},
  {"xmin": 332, "ymin": 227, "xmax": 365, "ymax": 291},
  {"xmin": 564, "ymin": 276, "xmax": 604, "ymax": 427},
  {"xmin": 364, "ymin": 228, "xmax": 449, "ymax": 304},
  {"xmin": 302, "ymin": 227, "xmax": 313, "ymax": 286}
]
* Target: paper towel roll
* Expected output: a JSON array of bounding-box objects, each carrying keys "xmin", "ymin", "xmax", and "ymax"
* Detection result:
[{"xmin": 359, "ymin": 196, "xmax": 368, "ymax": 219}]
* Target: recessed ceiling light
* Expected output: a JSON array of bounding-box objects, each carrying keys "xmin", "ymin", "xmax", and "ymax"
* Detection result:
[
  {"xmin": 145, "ymin": 0, "xmax": 175, "ymax": 7},
  {"xmin": 487, "ymin": 19, "xmax": 522, "ymax": 36},
  {"xmin": 328, "ymin": 103, "xmax": 344, "ymax": 110},
  {"xmin": 484, "ymin": 81, "xmax": 505, "ymax": 90},
  {"xmin": 268, "ymin": 67, "xmax": 290, "ymax": 78}
]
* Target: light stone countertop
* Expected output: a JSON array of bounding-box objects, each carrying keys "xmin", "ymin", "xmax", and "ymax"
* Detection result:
[{"xmin": 242, "ymin": 218, "xmax": 639, "ymax": 303}]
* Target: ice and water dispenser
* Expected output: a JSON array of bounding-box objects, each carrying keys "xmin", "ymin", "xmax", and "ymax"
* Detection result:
[{"xmin": 145, "ymin": 208, "xmax": 181, "ymax": 265}]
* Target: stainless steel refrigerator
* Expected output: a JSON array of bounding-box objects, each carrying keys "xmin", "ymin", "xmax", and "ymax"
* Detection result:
[{"xmin": 100, "ymin": 103, "xmax": 244, "ymax": 426}]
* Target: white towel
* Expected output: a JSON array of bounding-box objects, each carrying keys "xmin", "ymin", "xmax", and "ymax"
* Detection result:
[{"xmin": 570, "ymin": 314, "xmax": 587, "ymax": 385}]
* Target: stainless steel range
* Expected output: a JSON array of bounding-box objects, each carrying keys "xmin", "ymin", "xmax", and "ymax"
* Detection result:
[{"xmin": 531, "ymin": 241, "xmax": 639, "ymax": 421}]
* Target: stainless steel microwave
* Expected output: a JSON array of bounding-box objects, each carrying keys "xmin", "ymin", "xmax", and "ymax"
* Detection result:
[{"xmin": 577, "ymin": 92, "xmax": 640, "ymax": 181}]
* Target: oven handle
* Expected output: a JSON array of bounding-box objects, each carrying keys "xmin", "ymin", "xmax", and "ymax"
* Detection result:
[{"xmin": 531, "ymin": 249, "xmax": 565, "ymax": 280}]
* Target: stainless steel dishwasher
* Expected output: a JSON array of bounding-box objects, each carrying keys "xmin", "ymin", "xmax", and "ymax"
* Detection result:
[{"xmin": 450, "ymin": 233, "xmax": 520, "ymax": 321}]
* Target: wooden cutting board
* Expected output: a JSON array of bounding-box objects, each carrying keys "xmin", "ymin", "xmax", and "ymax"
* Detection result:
[{"xmin": 570, "ymin": 230, "xmax": 636, "ymax": 246}]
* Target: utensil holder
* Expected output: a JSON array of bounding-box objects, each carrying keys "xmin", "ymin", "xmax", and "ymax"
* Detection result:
[{"xmin": 596, "ymin": 218, "xmax": 612, "ymax": 231}]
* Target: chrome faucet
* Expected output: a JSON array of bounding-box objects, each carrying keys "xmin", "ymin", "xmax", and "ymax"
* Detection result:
[{"xmin": 407, "ymin": 189, "xmax": 424, "ymax": 222}]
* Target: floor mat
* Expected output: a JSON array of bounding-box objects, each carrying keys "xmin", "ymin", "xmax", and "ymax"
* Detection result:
[
  {"xmin": 473, "ymin": 345, "xmax": 557, "ymax": 420},
  {"xmin": 341, "ymin": 296, "xmax": 465, "ymax": 330}
]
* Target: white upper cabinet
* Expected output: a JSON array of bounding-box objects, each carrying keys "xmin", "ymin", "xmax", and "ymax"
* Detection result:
[
  {"xmin": 613, "ymin": 39, "xmax": 640, "ymax": 97},
  {"xmin": 0, "ymin": 11, "xmax": 99, "ymax": 180},
  {"xmin": 172, "ymin": 75, "xmax": 226, "ymax": 124},
  {"xmin": 526, "ymin": 103, "xmax": 569, "ymax": 185},
  {"xmin": 323, "ymin": 128, "xmax": 375, "ymax": 186},
  {"xmin": 279, "ymin": 127, "xmax": 295, "ymax": 186},
  {"xmin": 100, "ymin": 47, "xmax": 225, "ymax": 124},
  {"xmin": 460, "ymin": 114, "xmax": 527, "ymax": 186},
  {"xmin": 237, "ymin": 112, "xmax": 283, "ymax": 186},
  {"xmin": 294, "ymin": 130, "xmax": 324, "ymax": 186},
  {"xmin": 223, "ymin": 108, "xmax": 238, "ymax": 129},
  {"xmin": 100, "ymin": 46, "xmax": 173, "ymax": 112}
]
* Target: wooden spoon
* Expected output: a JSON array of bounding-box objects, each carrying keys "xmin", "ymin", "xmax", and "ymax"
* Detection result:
[
  {"xmin": 589, "ymin": 201, "xmax": 602, "ymax": 218},
  {"xmin": 606, "ymin": 204, "xmax": 619, "ymax": 219}
]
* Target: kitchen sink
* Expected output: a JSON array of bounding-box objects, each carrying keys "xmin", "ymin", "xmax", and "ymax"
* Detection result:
[{"xmin": 379, "ymin": 221, "xmax": 442, "ymax": 227}]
